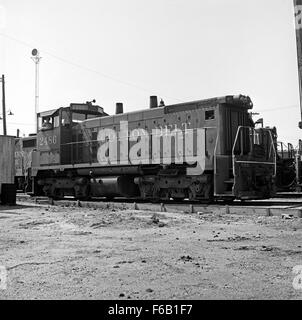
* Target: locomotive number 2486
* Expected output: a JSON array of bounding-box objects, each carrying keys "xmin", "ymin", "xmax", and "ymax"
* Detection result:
[{"xmin": 39, "ymin": 135, "xmax": 57, "ymax": 146}]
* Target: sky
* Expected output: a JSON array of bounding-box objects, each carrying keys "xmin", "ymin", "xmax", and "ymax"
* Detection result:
[{"xmin": 0, "ymin": 0, "xmax": 301, "ymax": 145}]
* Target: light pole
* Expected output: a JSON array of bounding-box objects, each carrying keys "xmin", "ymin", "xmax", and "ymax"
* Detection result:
[
  {"xmin": 0, "ymin": 74, "xmax": 7, "ymax": 135},
  {"xmin": 0, "ymin": 109, "xmax": 14, "ymax": 131},
  {"xmin": 31, "ymin": 49, "xmax": 42, "ymax": 132}
]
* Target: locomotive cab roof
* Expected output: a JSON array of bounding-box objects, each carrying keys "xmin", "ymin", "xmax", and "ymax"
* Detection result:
[
  {"xmin": 38, "ymin": 108, "xmax": 58, "ymax": 118},
  {"xmin": 164, "ymin": 95, "xmax": 253, "ymax": 113},
  {"xmin": 69, "ymin": 103, "xmax": 108, "ymax": 116},
  {"xmin": 38, "ymin": 101, "xmax": 108, "ymax": 118}
]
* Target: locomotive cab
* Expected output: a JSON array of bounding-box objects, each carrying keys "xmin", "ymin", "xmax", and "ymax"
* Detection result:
[{"xmin": 35, "ymin": 102, "xmax": 107, "ymax": 166}]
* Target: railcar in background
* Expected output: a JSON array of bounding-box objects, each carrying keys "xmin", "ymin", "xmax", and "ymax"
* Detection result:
[
  {"xmin": 15, "ymin": 135, "xmax": 36, "ymax": 192},
  {"xmin": 255, "ymin": 125, "xmax": 298, "ymax": 191},
  {"xmin": 271, "ymin": 128, "xmax": 297, "ymax": 191},
  {"xmin": 0, "ymin": 135, "xmax": 16, "ymax": 205},
  {"xmin": 275, "ymin": 140, "xmax": 296, "ymax": 191}
]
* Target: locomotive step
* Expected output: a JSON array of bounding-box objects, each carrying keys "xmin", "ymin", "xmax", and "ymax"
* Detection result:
[
  {"xmin": 224, "ymin": 179, "xmax": 234, "ymax": 185},
  {"xmin": 215, "ymin": 191, "xmax": 234, "ymax": 196}
]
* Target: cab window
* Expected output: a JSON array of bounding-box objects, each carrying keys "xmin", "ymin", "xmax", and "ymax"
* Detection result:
[
  {"xmin": 40, "ymin": 117, "xmax": 53, "ymax": 131},
  {"xmin": 72, "ymin": 113, "xmax": 86, "ymax": 123},
  {"xmin": 205, "ymin": 110, "xmax": 215, "ymax": 120},
  {"xmin": 62, "ymin": 110, "xmax": 71, "ymax": 126},
  {"xmin": 54, "ymin": 116, "xmax": 60, "ymax": 128}
]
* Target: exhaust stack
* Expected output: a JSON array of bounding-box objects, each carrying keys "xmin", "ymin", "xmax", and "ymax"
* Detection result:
[
  {"xmin": 149, "ymin": 96, "xmax": 158, "ymax": 109},
  {"xmin": 115, "ymin": 103, "xmax": 124, "ymax": 115}
]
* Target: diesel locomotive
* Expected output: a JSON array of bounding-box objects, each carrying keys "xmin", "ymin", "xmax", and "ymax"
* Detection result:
[{"xmin": 22, "ymin": 95, "xmax": 276, "ymax": 201}]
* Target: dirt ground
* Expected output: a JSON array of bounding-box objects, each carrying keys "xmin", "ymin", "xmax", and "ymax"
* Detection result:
[{"xmin": 1, "ymin": 201, "xmax": 302, "ymax": 300}]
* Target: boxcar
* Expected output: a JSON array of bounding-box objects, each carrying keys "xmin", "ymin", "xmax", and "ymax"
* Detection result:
[
  {"xmin": 0, "ymin": 135, "xmax": 16, "ymax": 204},
  {"xmin": 15, "ymin": 135, "xmax": 37, "ymax": 192}
]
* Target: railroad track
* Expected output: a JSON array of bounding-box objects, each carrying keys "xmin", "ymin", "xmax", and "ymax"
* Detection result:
[{"xmin": 16, "ymin": 193, "xmax": 302, "ymax": 218}]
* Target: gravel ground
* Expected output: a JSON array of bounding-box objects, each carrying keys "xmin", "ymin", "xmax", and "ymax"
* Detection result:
[{"xmin": 0, "ymin": 201, "xmax": 302, "ymax": 300}]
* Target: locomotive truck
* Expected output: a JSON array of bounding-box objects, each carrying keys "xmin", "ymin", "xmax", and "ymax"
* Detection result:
[{"xmin": 23, "ymin": 95, "xmax": 276, "ymax": 201}]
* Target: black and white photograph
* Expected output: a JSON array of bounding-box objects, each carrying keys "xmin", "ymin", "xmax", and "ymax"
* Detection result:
[{"xmin": 0, "ymin": 0, "xmax": 302, "ymax": 305}]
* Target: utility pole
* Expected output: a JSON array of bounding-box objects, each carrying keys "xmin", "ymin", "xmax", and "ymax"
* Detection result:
[
  {"xmin": 1, "ymin": 74, "xmax": 6, "ymax": 135},
  {"xmin": 31, "ymin": 49, "xmax": 42, "ymax": 132},
  {"xmin": 294, "ymin": 0, "xmax": 302, "ymax": 128}
]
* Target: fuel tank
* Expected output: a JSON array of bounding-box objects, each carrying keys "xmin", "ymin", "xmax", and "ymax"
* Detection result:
[{"xmin": 90, "ymin": 176, "xmax": 140, "ymax": 198}]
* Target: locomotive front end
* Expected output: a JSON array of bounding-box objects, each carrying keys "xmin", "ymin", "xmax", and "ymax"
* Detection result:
[{"xmin": 214, "ymin": 95, "xmax": 276, "ymax": 200}]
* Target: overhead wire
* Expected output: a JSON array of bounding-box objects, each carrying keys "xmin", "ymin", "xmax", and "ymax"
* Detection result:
[
  {"xmin": 2, "ymin": 32, "xmax": 302, "ymax": 111},
  {"xmin": 0, "ymin": 32, "xmax": 185, "ymax": 103},
  {"xmin": 254, "ymin": 104, "xmax": 299, "ymax": 112}
]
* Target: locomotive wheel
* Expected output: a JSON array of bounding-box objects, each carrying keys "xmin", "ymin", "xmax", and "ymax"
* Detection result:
[
  {"xmin": 77, "ymin": 196, "xmax": 91, "ymax": 201},
  {"xmin": 50, "ymin": 188, "xmax": 62, "ymax": 200},
  {"xmin": 188, "ymin": 190, "xmax": 195, "ymax": 201},
  {"xmin": 224, "ymin": 199, "xmax": 235, "ymax": 205},
  {"xmin": 74, "ymin": 184, "xmax": 91, "ymax": 201},
  {"xmin": 76, "ymin": 193, "xmax": 91, "ymax": 201},
  {"xmin": 159, "ymin": 189, "xmax": 170, "ymax": 201},
  {"xmin": 173, "ymin": 197, "xmax": 185, "ymax": 202}
]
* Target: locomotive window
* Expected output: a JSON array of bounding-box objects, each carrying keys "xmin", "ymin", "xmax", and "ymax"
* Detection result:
[
  {"xmin": 254, "ymin": 132, "xmax": 260, "ymax": 145},
  {"xmin": 205, "ymin": 110, "xmax": 215, "ymax": 120},
  {"xmin": 22, "ymin": 139, "xmax": 36, "ymax": 148},
  {"xmin": 40, "ymin": 117, "xmax": 53, "ymax": 131},
  {"xmin": 54, "ymin": 116, "xmax": 60, "ymax": 128},
  {"xmin": 38, "ymin": 117, "xmax": 42, "ymax": 129},
  {"xmin": 62, "ymin": 110, "xmax": 71, "ymax": 126},
  {"xmin": 72, "ymin": 113, "xmax": 86, "ymax": 123}
]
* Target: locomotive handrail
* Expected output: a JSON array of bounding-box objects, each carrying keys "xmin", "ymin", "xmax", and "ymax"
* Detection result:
[
  {"xmin": 232, "ymin": 126, "xmax": 248, "ymax": 158},
  {"xmin": 268, "ymin": 129, "xmax": 277, "ymax": 177},
  {"xmin": 213, "ymin": 130, "xmax": 219, "ymax": 175},
  {"xmin": 232, "ymin": 126, "xmax": 277, "ymax": 177}
]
